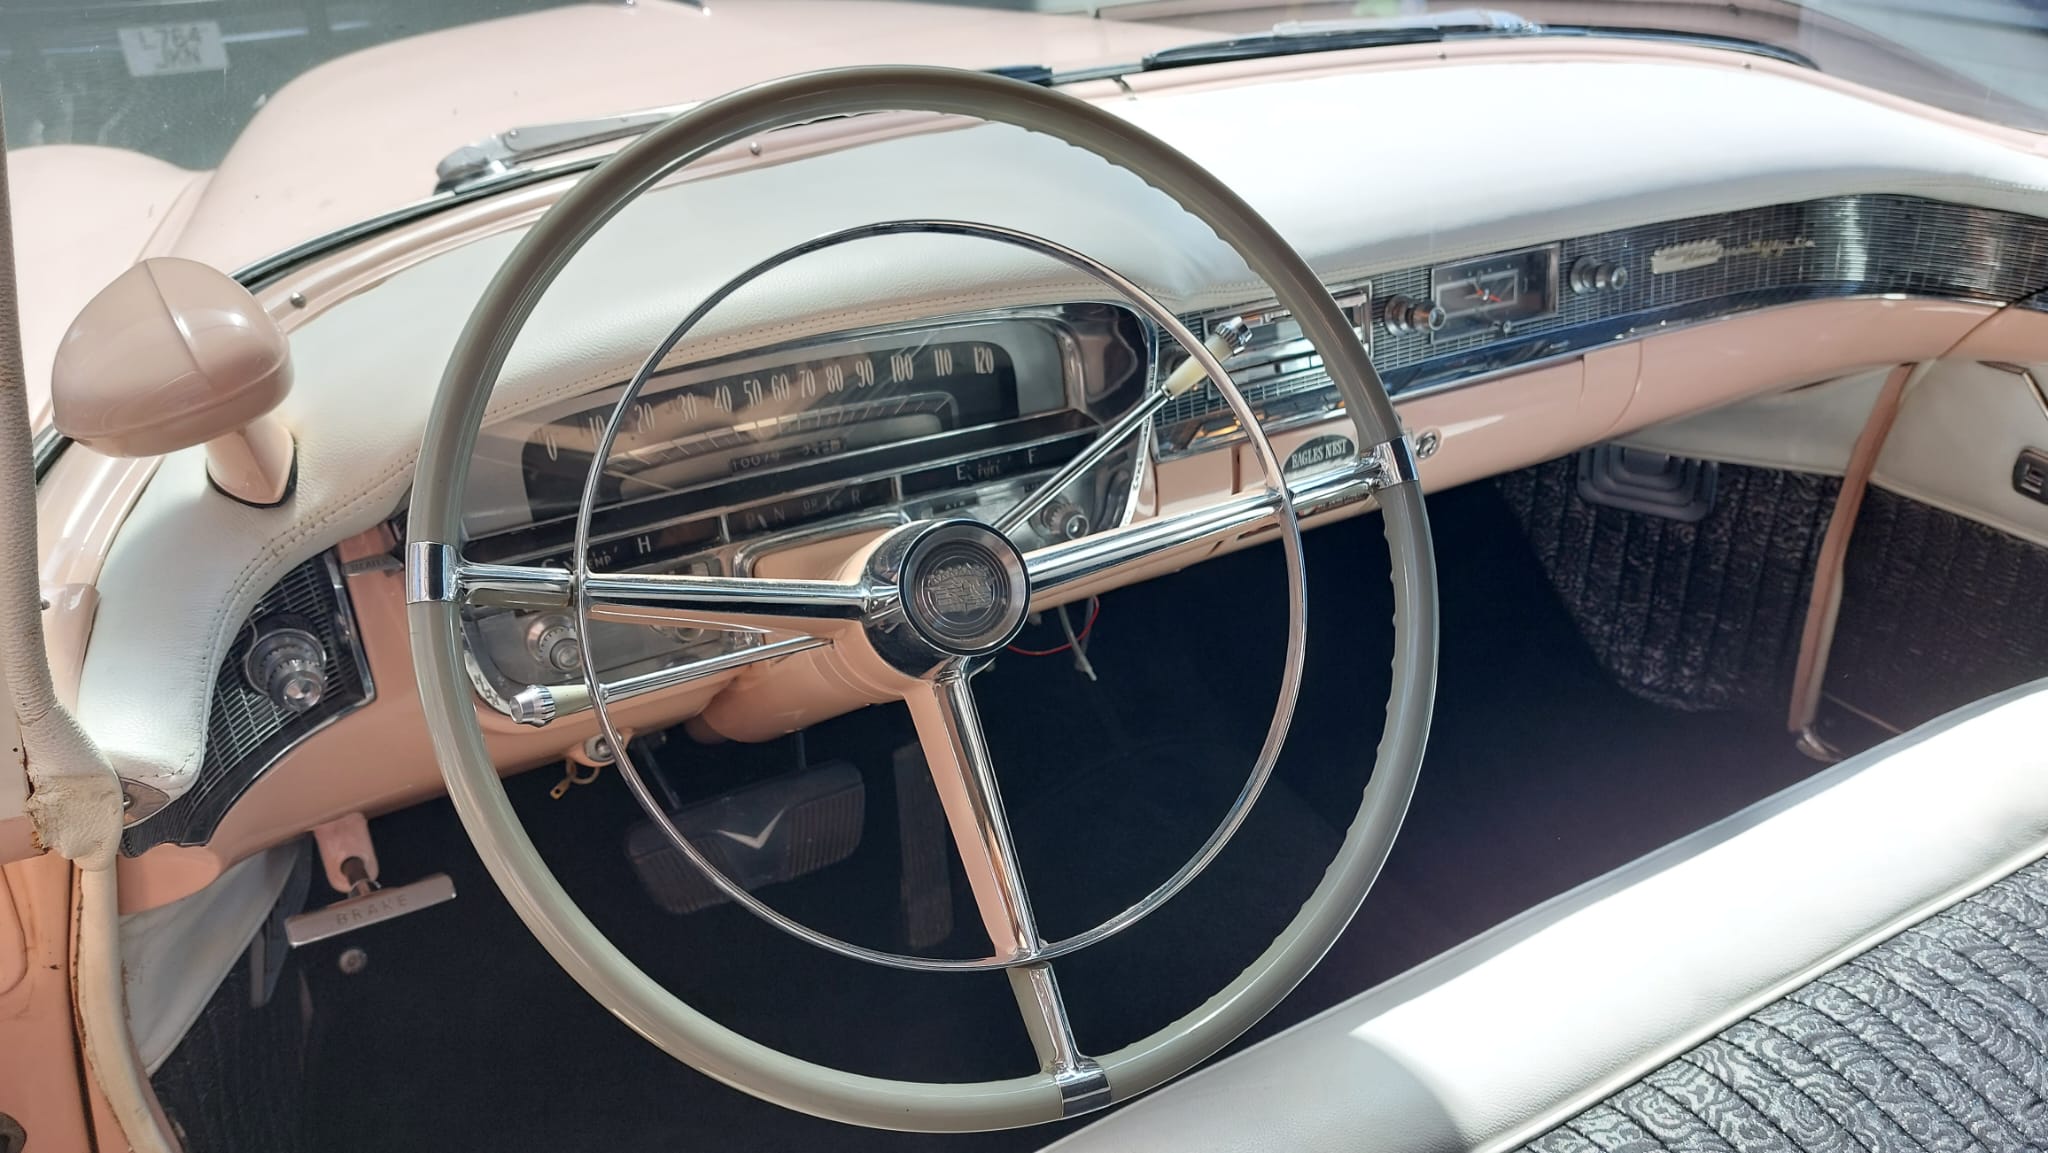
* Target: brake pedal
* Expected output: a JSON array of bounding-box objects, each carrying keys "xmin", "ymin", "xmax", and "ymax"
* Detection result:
[{"xmin": 284, "ymin": 813, "xmax": 455, "ymax": 947}]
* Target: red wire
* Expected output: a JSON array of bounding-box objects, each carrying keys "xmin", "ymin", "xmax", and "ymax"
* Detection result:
[{"xmin": 1007, "ymin": 598, "xmax": 1101, "ymax": 656}]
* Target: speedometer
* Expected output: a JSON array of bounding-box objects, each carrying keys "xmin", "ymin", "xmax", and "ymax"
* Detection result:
[{"xmin": 517, "ymin": 335, "xmax": 1032, "ymax": 520}]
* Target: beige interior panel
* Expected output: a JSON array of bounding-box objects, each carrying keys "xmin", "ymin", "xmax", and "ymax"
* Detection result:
[{"xmin": 1872, "ymin": 360, "xmax": 2048, "ymax": 548}]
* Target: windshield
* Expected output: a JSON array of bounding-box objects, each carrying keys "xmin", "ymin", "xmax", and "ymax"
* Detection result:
[
  {"xmin": 4, "ymin": 2, "xmax": 2043, "ymax": 169},
  {"xmin": 1, "ymin": 0, "xmax": 2042, "ymax": 271}
]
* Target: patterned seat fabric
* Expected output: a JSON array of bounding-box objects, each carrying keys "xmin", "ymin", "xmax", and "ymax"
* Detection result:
[{"xmin": 1519, "ymin": 856, "xmax": 2048, "ymax": 1153}]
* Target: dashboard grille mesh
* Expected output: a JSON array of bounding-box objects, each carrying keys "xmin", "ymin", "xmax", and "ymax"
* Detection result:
[{"xmin": 122, "ymin": 553, "xmax": 371, "ymax": 854}]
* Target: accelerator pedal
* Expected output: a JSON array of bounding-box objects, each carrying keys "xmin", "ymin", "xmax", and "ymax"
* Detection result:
[{"xmin": 627, "ymin": 761, "xmax": 864, "ymax": 915}]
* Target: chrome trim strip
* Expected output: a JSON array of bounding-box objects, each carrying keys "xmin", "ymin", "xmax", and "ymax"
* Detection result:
[
  {"xmin": 504, "ymin": 632, "xmax": 829, "ymax": 726},
  {"xmin": 405, "ymin": 541, "xmax": 460, "ymax": 604},
  {"xmin": 324, "ymin": 550, "xmax": 377, "ymax": 707},
  {"xmin": 582, "ymin": 570, "xmax": 873, "ymax": 620},
  {"xmin": 30, "ymin": 426, "xmax": 68, "ymax": 480},
  {"xmin": 458, "ymin": 560, "xmax": 574, "ymax": 609},
  {"xmin": 1366, "ymin": 435, "xmax": 1422, "ymax": 488},
  {"xmin": 925, "ymin": 666, "xmax": 1043, "ymax": 954},
  {"xmin": 1025, "ymin": 489, "xmax": 1281, "ymax": 598},
  {"xmin": 1011, "ymin": 964, "xmax": 1112, "ymax": 1116},
  {"xmin": 1025, "ymin": 463, "xmax": 1372, "ymax": 598},
  {"xmin": 1984, "ymin": 361, "xmax": 2048, "ymax": 426}
]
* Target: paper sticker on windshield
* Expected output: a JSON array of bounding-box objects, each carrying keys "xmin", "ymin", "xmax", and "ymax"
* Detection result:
[
  {"xmin": 1283, "ymin": 434, "xmax": 1356, "ymax": 478},
  {"xmin": 119, "ymin": 22, "xmax": 228, "ymax": 78}
]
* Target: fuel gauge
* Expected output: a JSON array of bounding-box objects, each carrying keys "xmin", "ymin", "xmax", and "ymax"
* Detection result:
[{"xmin": 1428, "ymin": 244, "xmax": 1560, "ymax": 342}]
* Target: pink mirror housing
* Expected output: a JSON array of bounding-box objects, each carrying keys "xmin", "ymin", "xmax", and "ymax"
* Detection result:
[{"xmin": 51, "ymin": 257, "xmax": 294, "ymax": 505}]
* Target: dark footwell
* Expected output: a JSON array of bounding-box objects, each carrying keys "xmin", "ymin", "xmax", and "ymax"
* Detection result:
[{"xmin": 215, "ymin": 481, "xmax": 1822, "ymax": 1153}]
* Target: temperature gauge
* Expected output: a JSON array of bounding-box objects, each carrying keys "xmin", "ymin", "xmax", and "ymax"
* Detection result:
[{"xmin": 1428, "ymin": 244, "xmax": 1560, "ymax": 342}]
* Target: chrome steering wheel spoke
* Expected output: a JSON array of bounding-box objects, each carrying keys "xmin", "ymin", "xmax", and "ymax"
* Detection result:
[
  {"xmin": 903, "ymin": 662, "xmax": 1043, "ymax": 961},
  {"xmin": 1021, "ymin": 488, "xmax": 1285, "ymax": 608},
  {"xmin": 582, "ymin": 569, "xmax": 874, "ymax": 634}
]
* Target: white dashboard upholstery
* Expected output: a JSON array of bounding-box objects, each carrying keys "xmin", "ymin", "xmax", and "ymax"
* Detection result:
[
  {"xmin": 1044, "ymin": 679, "xmax": 2048, "ymax": 1153},
  {"xmin": 77, "ymin": 55, "xmax": 2048, "ymax": 802}
]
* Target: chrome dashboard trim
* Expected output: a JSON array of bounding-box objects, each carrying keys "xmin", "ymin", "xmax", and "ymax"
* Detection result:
[
  {"xmin": 30, "ymin": 426, "xmax": 68, "ymax": 481},
  {"xmin": 1159, "ymin": 194, "xmax": 2048, "ymax": 457},
  {"xmin": 472, "ymin": 424, "xmax": 1109, "ymax": 567}
]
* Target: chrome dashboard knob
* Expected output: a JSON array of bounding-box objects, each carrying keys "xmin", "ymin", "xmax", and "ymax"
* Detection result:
[
  {"xmin": 1569, "ymin": 258, "xmax": 1630, "ymax": 294},
  {"xmin": 526, "ymin": 615, "xmax": 584, "ymax": 675},
  {"xmin": 242, "ymin": 616, "xmax": 328, "ymax": 714},
  {"xmin": 1382, "ymin": 295, "xmax": 1446, "ymax": 335},
  {"xmin": 1036, "ymin": 499, "xmax": 1092, "ymax": 542}
]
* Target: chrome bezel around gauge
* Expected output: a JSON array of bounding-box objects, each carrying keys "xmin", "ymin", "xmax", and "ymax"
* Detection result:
[{"xmin": 1427, "ymin": 243, "xmax": 1561, "ymax": 344}]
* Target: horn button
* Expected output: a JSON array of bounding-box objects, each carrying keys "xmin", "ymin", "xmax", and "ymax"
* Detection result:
[{"xmin": 891, "ymin": 521, "xmax": 1031, "ymax": 659}]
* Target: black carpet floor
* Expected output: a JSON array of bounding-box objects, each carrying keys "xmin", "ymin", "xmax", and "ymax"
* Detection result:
[{"xmin": 287, "ymin": 482, "xmax": 1822, "ymax": 1153}]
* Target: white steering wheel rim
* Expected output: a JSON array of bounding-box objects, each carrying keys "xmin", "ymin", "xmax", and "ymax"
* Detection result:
[{"xmin": 406, "ymin": 66, "xmax": 1437, "ymax": 1132}]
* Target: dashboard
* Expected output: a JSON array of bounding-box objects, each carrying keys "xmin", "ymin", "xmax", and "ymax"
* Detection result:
[
  {"xmin": 120, "ymin": 192, "xmax": 2048, "ymax": 855},
  {"xmin": 76, "ymin": 51, "xmax": 2048, "ymax": 877}
]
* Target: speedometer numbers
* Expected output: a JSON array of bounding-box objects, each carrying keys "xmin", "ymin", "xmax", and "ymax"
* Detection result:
[
  {"xmin": 543, "ymin": 341, "xmax": 1016, "ymax": 463},
  {"xmin": 522, "ymin": 340, "xmax": 1021, "ymax": 509}
]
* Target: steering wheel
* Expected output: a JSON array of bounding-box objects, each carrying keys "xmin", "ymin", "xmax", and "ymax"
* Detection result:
[{"xmin": 406, "ymin": 66, "xmax": 1437, "ymax": 1132}]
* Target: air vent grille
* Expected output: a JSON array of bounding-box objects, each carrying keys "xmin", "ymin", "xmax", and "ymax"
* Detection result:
[{"xmin": 122, "ymin": 552, "xmax": 372, "ymax": 854}]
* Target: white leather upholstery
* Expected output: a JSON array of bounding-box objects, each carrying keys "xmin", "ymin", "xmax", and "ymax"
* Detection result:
[
  {"xmin": 1045, "ymin": 680, "xmax": 2048, "ymax": 1153},
  {"xmin": 77, "ymin": 57, "xmax": 2048, "ymax": 802}
]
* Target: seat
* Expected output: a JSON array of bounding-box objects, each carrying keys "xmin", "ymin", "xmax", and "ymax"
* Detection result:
[{"xmin": 1047, "ymin": 680, "xmax": 2048, "ymax": 1153}]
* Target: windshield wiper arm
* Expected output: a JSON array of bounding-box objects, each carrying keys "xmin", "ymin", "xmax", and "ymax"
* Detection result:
[
  {"xmin": 432, "ymin": 64, "xmax": 1082, "ymax": 195},
  {"xmin": 1142, "ymin": 8, "xmax": 1539, "ymax": 71},
  {"xmin": 434, "ymin": 105, "xmax": 695, "ymax": 193}
]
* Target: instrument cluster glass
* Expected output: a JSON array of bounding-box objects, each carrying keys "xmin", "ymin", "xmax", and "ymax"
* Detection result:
[{"xmin": 455, "ymin": 304, "xmax": 1151, "ymax": 718}]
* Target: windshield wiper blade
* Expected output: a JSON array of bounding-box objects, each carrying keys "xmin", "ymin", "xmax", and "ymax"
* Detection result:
[
  {"xmin": 434, "ymin": 105, "xmax": 694, "ymax": 194},
  {"xmin": 1143, "ymin": 8, "xmax": 1539, "ymax": 71}
]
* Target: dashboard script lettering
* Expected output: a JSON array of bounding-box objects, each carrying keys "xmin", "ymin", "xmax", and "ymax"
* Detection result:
[
  {"xmin": 1654, "ymin": 236, "xmax": 1815, "ymax": 275},
  {"xmin": 1651, "ymin": 239, "xmax": 1727, "ymax": 274}
]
